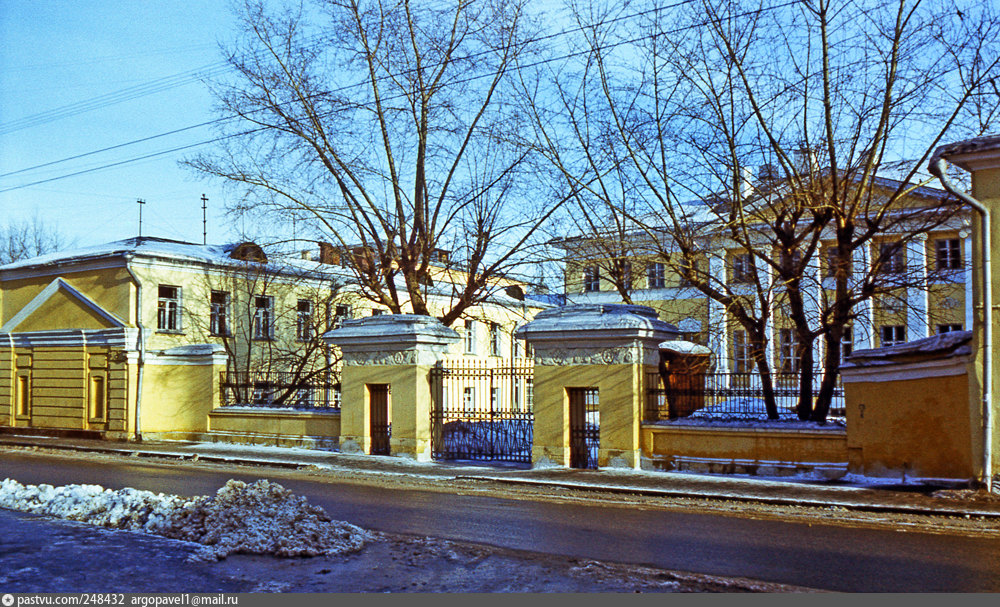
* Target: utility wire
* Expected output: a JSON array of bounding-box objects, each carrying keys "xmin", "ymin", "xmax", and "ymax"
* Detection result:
[{"xmin": 0, "ymin": 0, "xmax": 803, "ymax": 193}]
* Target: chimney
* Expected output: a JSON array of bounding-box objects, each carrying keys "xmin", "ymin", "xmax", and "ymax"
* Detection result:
[{"xmin": 318, "ymin": 242, "xmax": 339, "ymax": 265}]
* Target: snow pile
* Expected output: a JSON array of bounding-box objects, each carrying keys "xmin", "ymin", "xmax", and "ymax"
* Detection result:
[{"xmin": 0, "ymin": 478, "xmax": 371, "ymax": 560}]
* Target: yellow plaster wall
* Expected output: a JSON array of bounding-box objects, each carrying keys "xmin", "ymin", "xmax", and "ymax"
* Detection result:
[
  {"xmin": 208, "ymin": 409, "xmax": 340, "ymax": 441},
  {"xmin": 532, "ymin": 363, "xmax": 652, "ymax": 468},
  {"xmin": 0, "ymin": 344, "xmax": 130, "ymax": 437},
  {"xmin": 140, "ymin": 361, "xmax": 224, "ymax": 434},
  {"xmin": 844, "ymin": 368, "xmax": 978, "ymax": 479},
  {"xmin": 339, "ymin": 363, "xmax": 431, "ymax": 458},
  {"xmin": 1, "ymin": 269, "xmax": 132, "ymax": 328},
  {"xmin": 641, "ymin": 425, "xmax": 847, "ymax": 467},
  {"xmin": 14, "ymin": 289, "xmax": 117, "ymax": 331}
]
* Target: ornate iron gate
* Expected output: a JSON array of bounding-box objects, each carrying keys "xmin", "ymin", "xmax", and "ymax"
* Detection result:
[
  {"xmin": 569, "ymin": 387, "xmax": 599, "ymax": 469},
  {"xmin": 369, "ymin": 383, "xmax": 391, "ymax": 455},
  {"xmin": 430, "ymin": 358, "xmax": 533, "ymax": 463}
]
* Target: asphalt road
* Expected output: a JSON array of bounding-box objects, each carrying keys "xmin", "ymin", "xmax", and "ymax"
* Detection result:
[{"xmin": 3, "ymin": 451, "xmax": 999, "ymax": 592}]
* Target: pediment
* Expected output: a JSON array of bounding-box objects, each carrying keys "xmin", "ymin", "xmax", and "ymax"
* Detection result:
[{"xmin": 1, "ymin": 278, "xmax": 126, "ymax": 332}]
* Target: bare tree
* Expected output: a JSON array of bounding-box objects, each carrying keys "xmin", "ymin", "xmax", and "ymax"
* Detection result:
[
  {"xmin": 184, "ymin": 254, "xmax": 344, "ymax": 407},
  {"xmin": 0, "ymin": 215, "xmax": 73, "ymax": 264},
  {"xmin": 187, "ymin": 0, "xmax": 559, "ymax": 327},
  {"xmin": 530, "ymin": 0, "xmax": 1000, "ymax": 420}
]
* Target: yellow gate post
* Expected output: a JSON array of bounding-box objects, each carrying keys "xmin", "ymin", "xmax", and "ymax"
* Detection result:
[
  {"xmin": 324, "ymin": 315, "xmax": 459, "ymax": 461},
  {"xmin": 516, "ymin": 304, "xmax": 678, "ymax": 469}
]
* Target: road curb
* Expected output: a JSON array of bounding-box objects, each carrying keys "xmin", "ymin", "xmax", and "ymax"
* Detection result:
[
  {"xmin": 455, "ymin": 475, "xmax": 1000, "ymax": 519},
  {"xmin": 5, "ymin": 438, "xmax": 999, "ymax": 520}
]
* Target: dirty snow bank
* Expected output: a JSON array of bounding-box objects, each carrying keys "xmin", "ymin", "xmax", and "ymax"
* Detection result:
[{"xmin": 0, "ymin": 478, "xmax": 371, "ymax": 560}]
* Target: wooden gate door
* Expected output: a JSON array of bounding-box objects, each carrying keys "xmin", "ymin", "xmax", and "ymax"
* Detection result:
[
  {"xmin": 568, "ymin": 388, "xmax": 599, "ymax": 469},
  {"xmin": 368, "ymin": 384, "xmax": 390, "ymax": 455}
]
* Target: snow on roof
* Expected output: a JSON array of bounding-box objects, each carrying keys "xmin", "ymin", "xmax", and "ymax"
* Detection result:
[{"xmin": 0, "ymin": 236, "xmax": 352, "ymax": 282}]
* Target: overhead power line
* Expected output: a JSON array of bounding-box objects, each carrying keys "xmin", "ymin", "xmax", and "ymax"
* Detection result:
[{"xmin": 0, "ymin": 0, "xmax": 801, "ymax": 194}]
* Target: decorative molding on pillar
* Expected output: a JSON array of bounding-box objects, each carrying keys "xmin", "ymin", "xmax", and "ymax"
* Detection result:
[
  {"xmin": 516, "ymin": 304, "xmax": 678, "ymax": 367},
  {"xmin": 534, "ymin": 341, "xmax": 654, "ymax": 366},
  {"xmin": 343, "ymin": 349, "xmax": 419, "ymax": 366}
]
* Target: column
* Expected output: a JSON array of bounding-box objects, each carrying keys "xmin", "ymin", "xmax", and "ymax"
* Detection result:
[
  {"xmin": 962, "ymin": 228, "xmax": 974, "ymax": 331},
  {"xmin": 804, "ymin": 250, "xmax": 823, "ymax": 372},
  {"xmin": 323, "ymin": 315, "xmax": 459, "ymax": 461},
  {"xmin": 852, "ymin": 245, "xmax": 875, "ymax": 350},
  {"xmin": 707, "ymin": 254, "xmax": 729, "ymax": 373},
  {"xmin": 906, "ymin": 234, "xmax": 930, "ymax": 340},
  {"xmin": 516, "ymin": 304, "xmax": 679, "ymax": 470}
]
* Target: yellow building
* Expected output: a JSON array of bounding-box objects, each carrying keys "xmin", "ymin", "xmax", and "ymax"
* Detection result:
[
  {"xmin": 0, "ymin": 236, "xmax": 547, "ymax": 441},
  {"xmin": 555, "ymin": 177, "xmax": 971, "ymax": 376}
]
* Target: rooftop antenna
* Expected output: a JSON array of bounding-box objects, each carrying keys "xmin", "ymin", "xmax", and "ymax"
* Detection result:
[
  {"xmin": 201, "ymin": 194, "xmax": 208, "ymax": 245},
  {"xmin": 137, "ymin": 199, "xmax": 146, "ymax": 238}
]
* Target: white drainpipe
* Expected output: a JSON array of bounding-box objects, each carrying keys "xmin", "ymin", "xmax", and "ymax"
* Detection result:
[
  {"xmin": 123, "ymin": 254, "xmax": 145, "ymax": 442},
  {"xmin": 929, "ymin": 157, "xmax": 992, "ymax": 492}
]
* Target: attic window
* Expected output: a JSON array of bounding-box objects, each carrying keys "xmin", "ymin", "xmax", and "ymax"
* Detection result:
[{"xmin": 229, "ymin": 242, "xmax": 267, "ymax": 263}]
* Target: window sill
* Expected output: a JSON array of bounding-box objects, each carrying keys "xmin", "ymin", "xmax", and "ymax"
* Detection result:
[{"xmin": 156, "ymin": 330, "xmax": 185, "ymax": 335}]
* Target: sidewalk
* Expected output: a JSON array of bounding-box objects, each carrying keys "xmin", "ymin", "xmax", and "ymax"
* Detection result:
[{"xmin": 3, "ymin": 433, "xmax": 999, "ymax": 518}]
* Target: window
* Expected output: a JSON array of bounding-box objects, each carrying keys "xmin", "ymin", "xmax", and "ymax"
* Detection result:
[
  {"xmin": 489, "ymin": 322, "xmax": 502, "ymax": 357},
  {"xmin": 296, "ymin": 299, "xmax": 313, "ymax": 341},
  {"xmin": 877, "ymin": 242, "xmax": 904, "ymax": 274},
  {"xmin": 840, "ymin": 327, "xmax": 853, "ymax": 365},
  {"xmin": 525, "ymin": 378, "xmax": 534, "ymax": 407},
  {"xmin": 733, "ymin": 330, "xmax": 753, "ymax": 374},
  {"xmin": 647, "ymin": 262, "xmax": 665, "ymax": 289},
  {"xmin": 938, "ymin": 323, "xmax": 963, "ymax": 334},
  {"xmin": 252, "ymin": 295, "xmax": 274, "ymax": 340},
  {"xmin": 491, "ymin": 387, "xmax": 500, "ymax": 408},
  {"xmin": 333, "ymin": 304, "xmax": 351, "ymax": 328},
  {"xmin": 618, "ymin": 262, "xmax": 632, "ymax": 288},
  {"xmin": 824, "ymin": 247, "xmax": 840, "ymax": 278},
  {"xmin": 463, "ymin": 387, "xmax": 476, "ymax": 410},
  {"xmin": 371, "ymin": 308, "xmax": 384, "ymax": 316},
  {"xmin": 157, "ymin": 285, "xmax": 182, "ymax": 332},
  {"xmin": 778, "ymin": 329, "xmax": 800, "ymax": 374},
  {"xmin": 464, "ymin": 319, "xmax": 477, "ymax": 355},
  {"xmin": 880, "ymin": 325, "xmax": 906, "ymax": 347},
  {"xmin": 935, "ymin": 238, "xmax": 962, "ymax": 272},
  {"xmin": 209, "ymin": 291, "xmax": 230, "ymax": 336},
  {"xmin": 583, "ymin": 266, "xmax": 600, "ymax": 292},
  {"xmin": 731, "ymin": 254, "xmax": 754, "ymax": 283}
]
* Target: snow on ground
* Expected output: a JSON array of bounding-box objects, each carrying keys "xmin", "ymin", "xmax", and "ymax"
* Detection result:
[{"xmin": 0, "ymin": 478, "xmax": 371, "ymax": 561}]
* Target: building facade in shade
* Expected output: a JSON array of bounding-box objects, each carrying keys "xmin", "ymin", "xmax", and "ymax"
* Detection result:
[
  {"xmin": 0, "ymin": 237, "xmax": 546, "ymax": 438},
  {"xmin": 553, "ymin": 177, "xmax": 972, "ymax": 375}
]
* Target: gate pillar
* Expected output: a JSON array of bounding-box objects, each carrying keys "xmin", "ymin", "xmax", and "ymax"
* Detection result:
[
  {"xmin": 324, "ymin": 315, "xmax": 459, "ymax": 461},
  {"xmin": 516, "ymin": 305, "xmax": 678, "ymax": 469}
]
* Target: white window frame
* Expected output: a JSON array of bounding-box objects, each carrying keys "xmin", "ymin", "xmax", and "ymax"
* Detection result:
[
  {"xmin": 731, "ymin": 254, "xmax": 754, "ymax": 284},
  {"xmin": 157, "ymin": 285, "xmax": 182, "ymax": 332},
  {"xmin": 840, "ymin": 326, "xmax": 853, "ymax": 365},
  {"xmin": 253, "ymin": 295, "xmax": 274, "ymax": 340},
  {"xmin": 209, "ymin": 290, "xmax": 230, "ymax": 336},
  {"xmin": 778, "ymin": 328, "xmax": 800, "ymax": 374},
  {"xmin": 935, "ymin": 238, "xmax": 962, "ymax": 272},
  {"xmin": 877, "ymin": 242, "xmax": 905, "ymax": 275},
  {"xmin": 582, "ymin": 266, "xmax": 600, "ymax": 292},
  {"xmin": 464, "ymin": 319, "xmax": 477, "ymax": 355},
  {"xmin": 296, "ymin": 299, "xmax": 313, "ymax": 341},
  {"xmin": 880, "ymin": 325, "xmax": 906, "ymax": 347},
  {"xmin": 647, "ymin": 262, "xmax": 665, "ymax": 289},
  {"xmin": 489, "ymin": 322, "xmax": 502, "ymax": 357},
  {"xmin": 733, "ymin": 329, "xmax": 752, "ymax": 374}
]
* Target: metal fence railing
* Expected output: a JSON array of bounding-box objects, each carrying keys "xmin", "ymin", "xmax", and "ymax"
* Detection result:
[
  {"xmin": 646, "ymin": 371, "xmax": 845, "ymax": 422},
  {"xmin": 220, "ymin": 371, "xmax": 340, "ymax": 410}
]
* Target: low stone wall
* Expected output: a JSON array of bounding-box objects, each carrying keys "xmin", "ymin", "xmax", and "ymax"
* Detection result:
[
  {"xmin": 641, "ymin": 423, "xmax": 848, "ymax": 476},
  {"xmin": 205, "ymin": 408, "xmax": 341, "ymax": 450}
]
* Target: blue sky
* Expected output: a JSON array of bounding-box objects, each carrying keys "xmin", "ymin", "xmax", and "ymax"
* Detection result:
[{"xmin": 0, "ymin": 1, "xmax": 239, "ymax": 247}]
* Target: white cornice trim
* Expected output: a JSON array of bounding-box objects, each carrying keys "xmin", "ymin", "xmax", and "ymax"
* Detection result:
[
  {"xmin": 1, "ymin": 328, "xmax": 138, "ymax": 349},
  {"xmin": 1, "ymin": 277, "xmax": 127, "ymax": 332}
]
